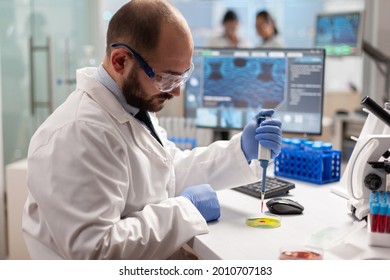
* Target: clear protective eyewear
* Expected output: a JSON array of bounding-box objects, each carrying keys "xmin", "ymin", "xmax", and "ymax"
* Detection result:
[{"xmin": 111, "ymin": 43, "xmax": 194, "ymax": 92}]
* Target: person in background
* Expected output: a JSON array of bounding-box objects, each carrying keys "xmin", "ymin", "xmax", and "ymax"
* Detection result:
[
  {"xmin": 207, "ymin": 9, "xmax": 250, "ymax": 48},
  {"xmin": 22, "ymin": 0, "xmax": 282, "ymax": 260},
  {"xmin": 255, "ymin": 10, "xmax": 285, "ymax": 48}
]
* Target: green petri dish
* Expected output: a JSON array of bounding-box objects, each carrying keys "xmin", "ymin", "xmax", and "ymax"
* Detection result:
[{"xmin": 246, "ymin": 216, "xmax": 281, "ymax": 229}]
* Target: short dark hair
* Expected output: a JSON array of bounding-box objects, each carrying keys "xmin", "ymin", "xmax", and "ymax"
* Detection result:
[
  {"xmin": 222, "ymin": 10, "xmax": 238, "ymax": 24},
  {"xmin": 106, "ymin": 0, "xmax": 177, "ymax": 56},
  {"xmin": 256, "ymin": 10, "xmax": 278, "ymax": 35}
]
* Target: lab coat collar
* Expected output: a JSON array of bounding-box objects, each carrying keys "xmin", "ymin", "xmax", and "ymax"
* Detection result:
[
  {"xmin": 76, "ymin": 67, "xmax": 133, "ymax": 125},
  {"xmin": 75, "ymin": 67, "xmax": 168, "ymax": 154},
  {"xmin": 94, "ymin": 64, "xmax": 139, "ymax": 117}
]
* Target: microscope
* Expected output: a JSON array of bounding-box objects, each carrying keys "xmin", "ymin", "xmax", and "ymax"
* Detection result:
[{"xmin": 342, "ymin": 96, "xmax": 390, "ymax": 220}]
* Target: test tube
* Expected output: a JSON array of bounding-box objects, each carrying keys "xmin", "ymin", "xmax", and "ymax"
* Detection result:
[
  {"xmin": 387, "ymin": 203, "xmax": 390, "ymax": 234},
  {"xmin": 370, "ymin": 202, "xmax": 380, "ymax": 233},
  {"xmin": 370, "ymin": 191, "xmax": 378, "ymax": 203},
  {"xmin": 378, "ymin": 203, "xmax": 387, "ymax": 233}
]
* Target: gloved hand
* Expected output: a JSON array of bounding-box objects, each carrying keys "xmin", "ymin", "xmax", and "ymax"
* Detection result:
[
  {"xmin": 241, "ymin": 109, "xmax": 282, "ymax": 162},
  {"xmin": 180, "ymin": 184, "xmax": 220, "ymax": 222}
]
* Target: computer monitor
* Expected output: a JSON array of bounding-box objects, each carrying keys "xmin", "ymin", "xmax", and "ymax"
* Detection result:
[
  {"xmin": 314, "ymin": 11, "xmax": 364, "ymax": 56},
  {"xmin": 184, "ymin": 47, "xmax": 326, "ymax": 135}
]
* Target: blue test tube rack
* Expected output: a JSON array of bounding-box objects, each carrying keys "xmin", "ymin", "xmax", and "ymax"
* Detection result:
[{"xmin": 274, "ymin": 138, "xmax": 342, "ymax": 184}]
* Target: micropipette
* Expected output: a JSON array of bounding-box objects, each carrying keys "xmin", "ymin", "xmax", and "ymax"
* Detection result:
[
  {"xmin": 257, "ymin": 115, "xmax": 271, "ymax": 213},
  {"xmin": 246, "ymin": 114, "xmax": 280, "ymax": 229}
]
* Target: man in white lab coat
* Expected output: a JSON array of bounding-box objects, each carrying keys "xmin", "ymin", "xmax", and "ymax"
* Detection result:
[{"xmin": 23, "ymin": 0, "xmax": 282, "ymax": 259}]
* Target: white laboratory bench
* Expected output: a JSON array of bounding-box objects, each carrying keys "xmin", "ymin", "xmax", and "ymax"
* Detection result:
[
  {"xmin": 7, "ymin": 159, "xmax": 390, "ymax": 260},
  {"xmin": 191, "ymin": 176, "xmax": 390, "ymax": 260}
]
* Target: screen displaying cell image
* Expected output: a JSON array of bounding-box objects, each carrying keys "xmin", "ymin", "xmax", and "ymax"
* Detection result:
[
  {"xmin": 185, "ymin": 48, "xmax": 326, "ymax": 135},
  {"xmin": 314, "ymin": 11, "xmax": 364, "ymax": 56},
  {"xmin": 202, "ymin": 56, "xmax": 285, "ymax": 111}
]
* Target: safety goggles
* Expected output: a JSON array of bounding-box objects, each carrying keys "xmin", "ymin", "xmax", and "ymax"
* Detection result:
[{"xmin": 111, "ymin": 43, "xmax": 194, "ymax": 92}]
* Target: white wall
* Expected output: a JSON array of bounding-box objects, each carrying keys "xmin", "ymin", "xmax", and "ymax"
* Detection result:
[
  {"xmin": 323, "ymin": 0, "xmax": 390, "ymax": 104},
  {"xmin": 363, "ymin": 0, "xmax": 390, "ymax": 104}
]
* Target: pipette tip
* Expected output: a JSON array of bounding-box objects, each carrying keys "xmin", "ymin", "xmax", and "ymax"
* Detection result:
[{"xmin": 260, "ymin": 192, "xmax": 265, "ymax": 213}]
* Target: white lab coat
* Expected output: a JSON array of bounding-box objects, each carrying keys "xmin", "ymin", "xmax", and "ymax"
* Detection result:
[
  {"xmin": 207, "ymin": 35, "xmax": 251, "ymax": 48},
  {"xmin": 22, "ymin": 67, "xmax": 259, "ymax": 260},
  {"xmin": 258, "ymin": 34, "xmax": 285, "ymax": 48}
]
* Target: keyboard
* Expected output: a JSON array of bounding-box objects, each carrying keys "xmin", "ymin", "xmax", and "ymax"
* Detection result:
[{"xmin": 233, "ymin": 177, "xmax": 295, "ymax": 199}]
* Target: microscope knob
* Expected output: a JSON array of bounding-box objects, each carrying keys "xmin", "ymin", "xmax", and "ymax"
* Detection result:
[{"xmin": 364, "ymin": 173, "xmax": 382, "ymax": 191}]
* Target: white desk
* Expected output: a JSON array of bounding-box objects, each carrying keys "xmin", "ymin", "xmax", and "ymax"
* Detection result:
[{"xmin": 191, "ymin": 177, "xmax": 390, "ymax": 260}]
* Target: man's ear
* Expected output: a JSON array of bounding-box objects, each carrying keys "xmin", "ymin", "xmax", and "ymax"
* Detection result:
[{"xmin": 111, "ymin": 49, "xmax": 130, "ymax": 74}]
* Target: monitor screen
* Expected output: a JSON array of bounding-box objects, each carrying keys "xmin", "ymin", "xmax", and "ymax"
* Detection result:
[
  {"xmin": 314, "ymin": 11, "xmax": 364, "ymax": 56},
  {"xmin": 184, "ymin": 47, "xmax": 326, "ymax": 135}
]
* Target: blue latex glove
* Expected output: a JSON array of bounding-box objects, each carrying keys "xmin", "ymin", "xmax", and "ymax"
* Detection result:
[
  {"xmin": 180, "ymin": 184, "xmax": 220, "ymax": 222},
  {"xmin": 241, "ymin": 109, "xmax": 282, "ymax": 162}
]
